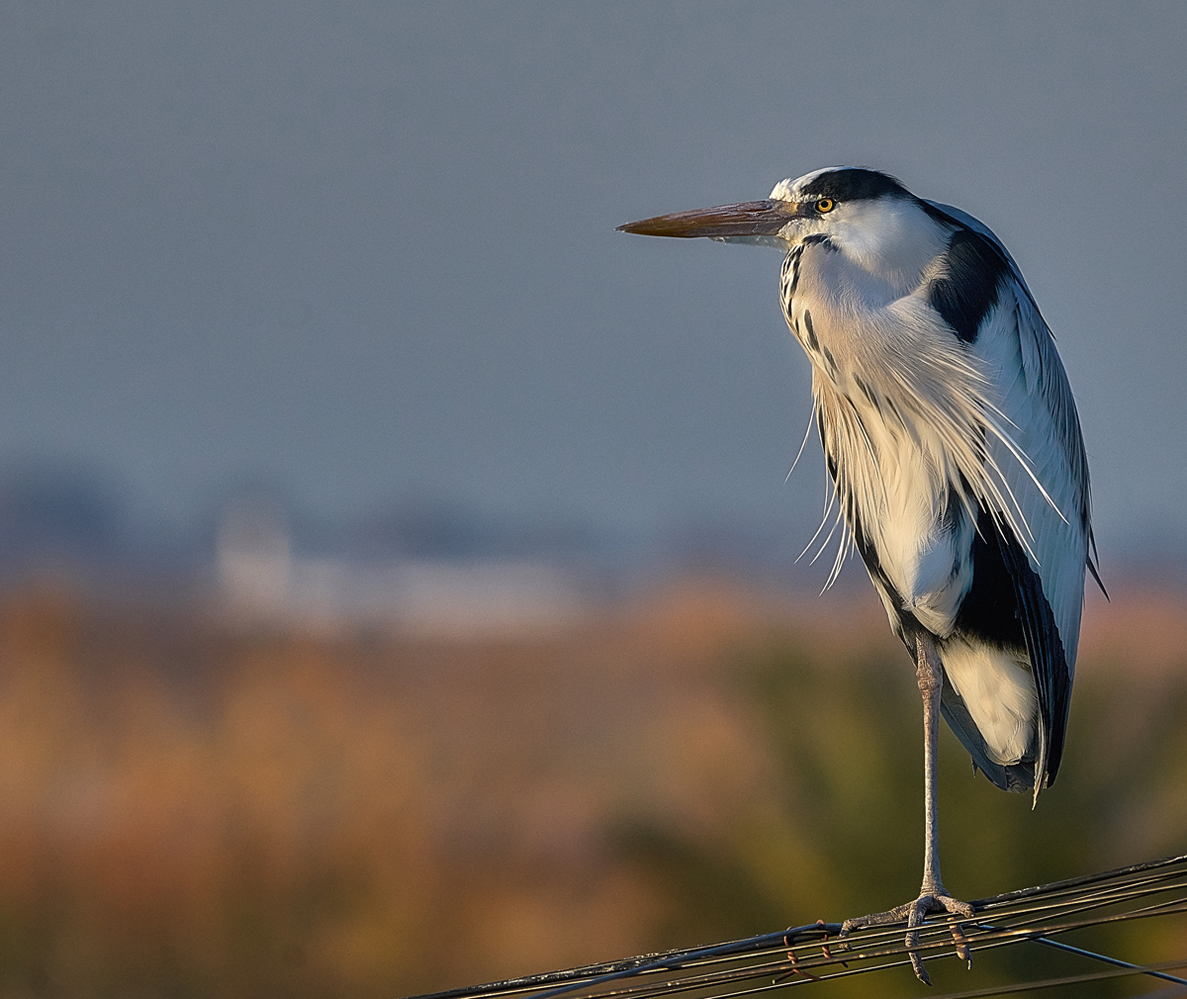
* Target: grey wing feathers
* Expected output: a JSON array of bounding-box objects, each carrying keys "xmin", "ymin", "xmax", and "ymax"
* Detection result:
[
  {"xmin": 982, "ymin": 273, "xmax": 1089, "ymax": 791},
  {"xmin": 929, "ymin": 200, "xmax": 1092, "ymax": 792},
  {"xmin": 928, "ymin": 199, "xmax": 1092, "ymax": 536}
]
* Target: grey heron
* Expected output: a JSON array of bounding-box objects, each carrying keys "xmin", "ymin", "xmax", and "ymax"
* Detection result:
[{"xmin": 618, "ymin": 167, "xmax": 1099, "ymax": 983}]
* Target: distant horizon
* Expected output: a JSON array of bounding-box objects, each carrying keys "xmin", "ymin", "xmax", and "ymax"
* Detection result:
[
  {"xmin": 2, "ymin": 5, "xmax": 1185, "ymax": 581},
  {"xmin": 0, "ymin": 452, "xmax": 1183, "ymax": 599}
]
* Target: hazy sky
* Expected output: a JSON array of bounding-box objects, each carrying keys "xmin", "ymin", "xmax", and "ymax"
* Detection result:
[{"xmin": 2, "ymin": 3, "xmax": 1185, "ymax": 560}]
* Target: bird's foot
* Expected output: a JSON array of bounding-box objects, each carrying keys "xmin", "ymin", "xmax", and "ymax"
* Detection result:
[{"xmin": 839, "ymin": 892, "xmax": 974, "ymax": 985}]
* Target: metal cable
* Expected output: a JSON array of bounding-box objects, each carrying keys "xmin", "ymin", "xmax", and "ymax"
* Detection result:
[{"xmin": 408, "ymin": 852, "xmax": 1187, "ymax": 999}]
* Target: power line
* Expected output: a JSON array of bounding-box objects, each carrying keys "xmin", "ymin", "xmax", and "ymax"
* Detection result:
[{"xmin": 408, "ymin": 852, "xmax": 1187, "ymax": 999}]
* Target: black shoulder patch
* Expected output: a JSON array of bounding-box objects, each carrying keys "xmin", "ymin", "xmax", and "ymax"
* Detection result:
[
  {"xmin": 929, "ymin": 230, "xmax": 1010, "ymax": 343},
  {"xmin": 954, "ymin": 508, "xmax": 1072, "ymax": 785},
  {"xmin": 798, "ymin": 168, "xmax": 911, "ymax": 202}
]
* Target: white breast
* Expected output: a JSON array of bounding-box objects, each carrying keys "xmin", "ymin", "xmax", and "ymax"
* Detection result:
[{"xmin": 788, "ymin": 244, "xmax": 991, "ymax": 636}]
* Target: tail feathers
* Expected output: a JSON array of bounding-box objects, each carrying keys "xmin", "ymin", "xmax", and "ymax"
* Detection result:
[{"xmin": 940, "ymin": 683, "xmax": 1038, "ymax": 794}]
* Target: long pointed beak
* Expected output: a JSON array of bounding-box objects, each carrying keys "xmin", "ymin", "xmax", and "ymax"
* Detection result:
[{"xmin": 617, "ymin": 199, "xmax": 802, "ymax": 238}]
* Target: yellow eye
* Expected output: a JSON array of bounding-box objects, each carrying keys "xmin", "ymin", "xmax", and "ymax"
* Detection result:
[{"xmin": 816, "ymin": 198, "xmax": 836, "ymax": 214}]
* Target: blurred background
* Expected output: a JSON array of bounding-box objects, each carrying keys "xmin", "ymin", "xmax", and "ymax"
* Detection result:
[{"xmin": 0, "ymin": 2, "xmax": 1185, "ymax": 996}]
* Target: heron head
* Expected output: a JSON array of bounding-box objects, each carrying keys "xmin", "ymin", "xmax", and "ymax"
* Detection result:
[{"xmin": 619, "ymin": 167, "xmax": 944, "ymax": 276}]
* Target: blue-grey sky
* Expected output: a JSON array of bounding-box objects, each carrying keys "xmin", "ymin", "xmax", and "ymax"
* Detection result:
[{"xmin": 2, "ymin": 2, "xmax": 1185, "ymax": 560}]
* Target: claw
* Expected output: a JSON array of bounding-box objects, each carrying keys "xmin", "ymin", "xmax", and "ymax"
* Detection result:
[
  {"xmin": 907, "ymin": 946, "xmax": 930, "ymax": 986},
  {"xmin": 905, "ymin": 900, "xmax": 930, "ymax": 985},
  {"xmin": 842, "ymin": 893, "xmax": 974, "ymax": 984},
  {"xmin": 950, "ymin": 920, "xmax": 972, "ymax": 968}
]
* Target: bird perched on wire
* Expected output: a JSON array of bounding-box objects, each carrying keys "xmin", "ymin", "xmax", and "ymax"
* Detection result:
[{"xmin": 618, "ymin": 167, "xmax": 1099, "ymax": 983}]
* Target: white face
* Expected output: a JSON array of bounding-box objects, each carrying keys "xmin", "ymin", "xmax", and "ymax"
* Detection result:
[{"xmin": 768, "ymin": 173, "xmax": 949, "ymax": 285}]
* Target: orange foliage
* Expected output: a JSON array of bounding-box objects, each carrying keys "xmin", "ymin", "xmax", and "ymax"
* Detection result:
[{"xmin": 0, "ymin": 578, "xmax": 1178, "ymax": 996}]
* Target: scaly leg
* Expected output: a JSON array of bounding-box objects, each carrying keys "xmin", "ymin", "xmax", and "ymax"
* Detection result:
[{"xmin": 839, "ymin": 632, "xmax": 974, "ymax": 984}]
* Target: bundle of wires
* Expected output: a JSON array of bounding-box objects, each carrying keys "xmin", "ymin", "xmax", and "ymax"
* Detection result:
[{"xmin": 411, "ymin": 852, "xmax": 1187, "ymax": 999}]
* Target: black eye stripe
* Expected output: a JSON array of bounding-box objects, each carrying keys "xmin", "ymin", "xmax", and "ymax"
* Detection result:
[{"xmin": 797, "ymin": 167, "xmax": 909, "ymax": 201}]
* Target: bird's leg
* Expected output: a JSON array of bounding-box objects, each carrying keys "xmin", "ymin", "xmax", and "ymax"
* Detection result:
[
  {"xmin": 913, "ymin": 632, "xmax": 974, "ymax": 977},
  {"xmin": 839, "ymin": 632, "xmax": 974, "ymax": 984}
]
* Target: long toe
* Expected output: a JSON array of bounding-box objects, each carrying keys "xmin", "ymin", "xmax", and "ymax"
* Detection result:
[
  {"xmin": 927, "ymin": 894, "xmax": 974, "ymax": 968},
  {"xmin": 841, "ymin": 892, "xmax": 975, "ymax": 984},
  {"xmin": 839, "ymin": 901, "xmax": 915, "ymax": 935}
]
